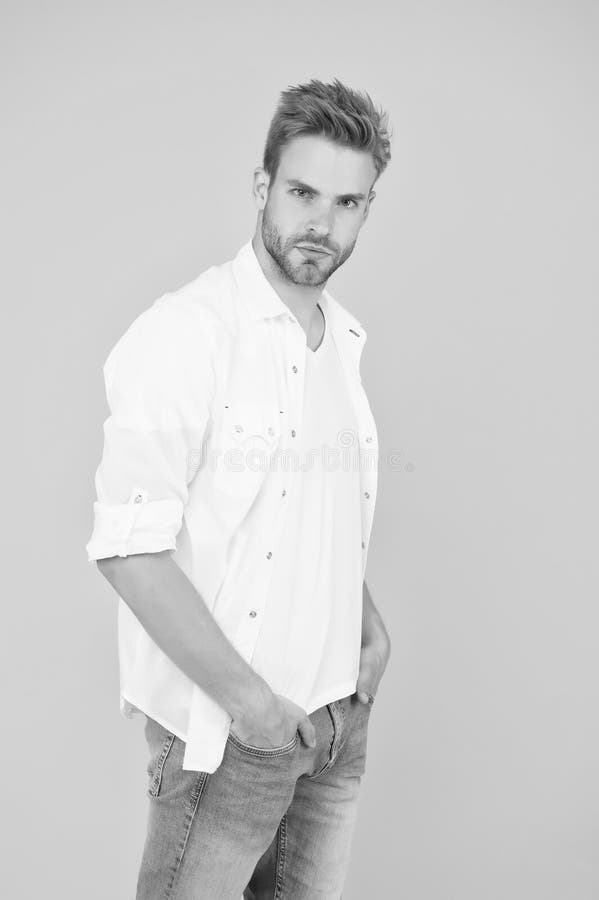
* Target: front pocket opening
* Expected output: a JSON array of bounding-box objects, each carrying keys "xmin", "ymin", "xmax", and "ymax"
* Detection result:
[{"xmin": 228, "ymin": 730, "xmax": 298, "ymax": 756}]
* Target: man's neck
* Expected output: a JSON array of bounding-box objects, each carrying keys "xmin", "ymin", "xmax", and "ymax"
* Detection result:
[{"xmin": 251, "ymin": 234, "xmax": 325, "ymax": 336}]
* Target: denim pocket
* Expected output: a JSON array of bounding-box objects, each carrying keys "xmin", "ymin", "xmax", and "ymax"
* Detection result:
[
  {"xmin": 227, "ymin": 729, "xmax": 299, "ymax": 758},
  {"xmin": 145, "ymin": 721, "xmax": 177, "ymax": 798}
]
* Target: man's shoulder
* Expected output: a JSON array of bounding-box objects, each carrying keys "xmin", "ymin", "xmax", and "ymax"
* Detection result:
[
  {"xmin": 103, "ymin": 254, "xmax": 239, "ymax": 376},
  {"xmin": 150, "ymin": 254, "xmax": 238, "ymax": 334},
  {"xmin": 120, "ymin": 254, "xmax": 238, "ymax": 342}
]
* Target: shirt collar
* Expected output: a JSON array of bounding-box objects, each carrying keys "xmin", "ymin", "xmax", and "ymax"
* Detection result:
[{"xmin": 231, "ymin": 238, "xmax": 367, "ymax": 343}]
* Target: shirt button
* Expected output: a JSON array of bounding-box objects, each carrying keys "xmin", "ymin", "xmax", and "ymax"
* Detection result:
[
  {"xmin": 292, "ymin": 365, "xmax": 298, "ymax": 373},
  {"xmin": 134, "ymin": 494, "xmax": 143, "ymax": 504},
  {"xmin": 365, "ymin": 436, "xmax": 373, "ymax": 443},
  {"xmin": 234, "ymin": 424, "xmax": 244, "ymax": 433},
  {"xmin": 364, "ymin": 491, "xmax": 370, "ymax": 498},
  {"xmin": 281, "ymin": 489, "xmax": 286, "ymax": 497},
  {"xmin": 266, "ymin": 551, "xmax": 273, "ymax": 559},
  {"xmin": 249, "ymin": 610, "xmax": 257, "ymax": 618},
  {"xmin": 267, "ymin": 426, "xmax": 275, "ymax": 436},
  {"xmin": 361, "ymin": 540, "xmax": 365, "ymax": 548},
  {"xmin": 291, "ymin": 429, "xmax": 296, "ymax": 437}
]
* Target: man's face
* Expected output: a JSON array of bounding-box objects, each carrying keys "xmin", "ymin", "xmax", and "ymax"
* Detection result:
[{"xmin": 260, "ymin": 134, "xmax": 377, "ymax": 286}]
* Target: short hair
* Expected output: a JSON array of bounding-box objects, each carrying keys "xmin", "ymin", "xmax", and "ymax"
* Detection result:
[{"xmin": 263, "ymin": 77, "xmax": 392, "ymax": 188}]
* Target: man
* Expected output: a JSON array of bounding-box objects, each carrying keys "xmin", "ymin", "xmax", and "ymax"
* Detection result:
[{"xmin": 86, "ymin": 77, "xmax": 392, "ymax": 899}]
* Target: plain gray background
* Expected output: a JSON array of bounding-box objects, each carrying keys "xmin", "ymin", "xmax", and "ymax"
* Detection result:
[{"xmin": 3, "ymin": 1, "xmax": 598, "ymax": 898}]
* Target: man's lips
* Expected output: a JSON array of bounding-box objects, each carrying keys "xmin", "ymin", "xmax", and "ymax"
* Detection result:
[{"xmin": 296, "ymin": 244, "xmax": 333, "ymax": 256}]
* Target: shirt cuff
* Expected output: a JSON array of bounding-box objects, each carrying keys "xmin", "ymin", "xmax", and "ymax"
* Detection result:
[{"xmin": 85, "ymin": 487, "xmax": 184, "ymax": 562}]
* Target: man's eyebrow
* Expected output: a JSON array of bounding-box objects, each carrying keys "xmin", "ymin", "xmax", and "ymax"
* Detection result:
[{"xmin": 284, "ymin": 179, "xmax": 366, "ymax": 202}]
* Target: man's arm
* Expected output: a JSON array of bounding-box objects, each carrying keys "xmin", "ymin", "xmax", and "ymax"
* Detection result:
[
  {"xmin": 356, "ymin": 579, "xmax": 391, "ymax": 704},
  {"xmin": 89, "ymin": 306, "xmax": 264, "ymax": 717},
  {"xmin": 97, "ymin": 550, "xmax": 273, "ymax": 722},
  {"xmin": 361, "ymin": 579, "xmax": 391, "ymax": 651},
  {"xmin": 87, "ymin": 309, "xmax": 316, "ymax": 748}
]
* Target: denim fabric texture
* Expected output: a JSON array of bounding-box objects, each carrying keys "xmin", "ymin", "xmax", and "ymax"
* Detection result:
[{"xmin": 136, "ymin": 691, "xmax": 374, "ymax": 899}]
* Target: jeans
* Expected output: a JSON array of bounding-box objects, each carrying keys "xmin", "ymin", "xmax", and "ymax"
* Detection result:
[{"xmin": 135, "ymin": 691, "xmax": 374, "ymax": 899}]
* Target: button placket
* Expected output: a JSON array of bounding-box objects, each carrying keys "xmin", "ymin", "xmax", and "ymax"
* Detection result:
[
  {"xmin": 233, "ymin": 316, "xmax": 305, "ymax": 661},
  {"xmin": 262, "ymin": 321, "xmax": 304, "ymax": 582},
  {"xmin": 341, "ymin": 363, "xmax": 378, "ymax": 575},
  {"xmin": 283, "ymin": 318, "xmax": 306, "ymax": 496}
]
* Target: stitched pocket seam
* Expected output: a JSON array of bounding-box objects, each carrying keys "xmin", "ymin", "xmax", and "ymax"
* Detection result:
[
  {"xmin": 148, "ymin": 732, "xmax": 176, "ymax": 798},
  {"xmin": 227, "ymin": 731, "xmax": 298, "ymax": 757}
]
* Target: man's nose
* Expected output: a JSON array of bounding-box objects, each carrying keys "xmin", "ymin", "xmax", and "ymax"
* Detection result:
[{"xmin": 306, "ymin": 206, "xmax": 335, "ymax": 237}]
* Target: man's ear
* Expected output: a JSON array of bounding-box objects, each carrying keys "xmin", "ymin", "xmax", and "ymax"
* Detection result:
[{"xmin": 252, "ymin": 167, "xmax": 270, "ymax": 210}]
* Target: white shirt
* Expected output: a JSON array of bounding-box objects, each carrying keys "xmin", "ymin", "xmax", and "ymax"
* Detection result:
[
  {"xmin": 250, "ymin": 301, "xmax": 364, "ymax": 711},
  {"xmin": 85, "ymin": 239, "xmax": 379, "ymax": 773}
]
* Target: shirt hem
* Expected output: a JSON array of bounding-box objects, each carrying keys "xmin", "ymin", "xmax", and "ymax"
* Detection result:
[
  {"xmin": 306, "ymin": 680, "xmax": 358, "ymax": 715},
  {"xmin": 120, "ymin": 677, "xmax": 358, "ymax": 745},
  {"xmin": 120, "ymin": 692, "xmax": 189, "ymax": 744}
]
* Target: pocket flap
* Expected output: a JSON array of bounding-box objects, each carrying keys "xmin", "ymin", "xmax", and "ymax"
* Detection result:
[{"xmin": 224, "ymin": 403, "xmax": 281, "ymax": 445}]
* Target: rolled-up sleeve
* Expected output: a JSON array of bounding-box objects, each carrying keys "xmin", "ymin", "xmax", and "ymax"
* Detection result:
[{"xmin": 85, "ymin": 301, "xmax": 215, "ymax": 562}]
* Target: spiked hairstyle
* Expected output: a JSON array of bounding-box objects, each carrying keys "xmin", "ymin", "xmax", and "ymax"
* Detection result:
[{"xmin": 263, "ymin": 78, "xmax": 392, "ymax": 188}]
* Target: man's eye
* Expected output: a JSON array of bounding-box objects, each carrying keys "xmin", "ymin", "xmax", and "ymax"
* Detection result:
[
  {"xmin": 292, "ymin": 189, "xmax": 311, "ymax": 198},
  {"xmin": 341, "ymin": 199, "xmax": 357, "ymax": 208}
]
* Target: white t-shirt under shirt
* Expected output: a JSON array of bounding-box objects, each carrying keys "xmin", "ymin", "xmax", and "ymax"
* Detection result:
[{"xmin": 250, "ymin": 303, "xmax": 364, "ymax": 712}]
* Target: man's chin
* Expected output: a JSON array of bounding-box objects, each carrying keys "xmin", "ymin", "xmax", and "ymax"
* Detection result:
[
  {"xmin": 289, "ymin": 255, "xmax": 334, "ymax": 283},
  {"xmin": 292, "ymin": 266, "xmax": 329, "ymax": 286}
]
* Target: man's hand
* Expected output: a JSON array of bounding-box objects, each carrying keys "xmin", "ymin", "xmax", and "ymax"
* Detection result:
[
  {"xmin": 356, "ymin": 636, "xmax": 391, "ymax": 705},
  {"xmin": 230, "ymin": 692, "xmax": 316, "ymax": 750}
]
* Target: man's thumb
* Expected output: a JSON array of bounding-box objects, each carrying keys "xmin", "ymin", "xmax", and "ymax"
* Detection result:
[{"xmin": 298, "ymin": 717, "xmax": 316, "ymax": 748}]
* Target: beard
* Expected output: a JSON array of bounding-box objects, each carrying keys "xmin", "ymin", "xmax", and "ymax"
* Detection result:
[{"xmin": 261, "ymin": 204, "xmax": 355, "ymax": 286}]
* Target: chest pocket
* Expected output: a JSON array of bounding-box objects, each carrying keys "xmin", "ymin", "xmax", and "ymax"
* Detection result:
[{"xmin": 214, "ymin": 402, "xmax": 282, "ymax": 498}]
